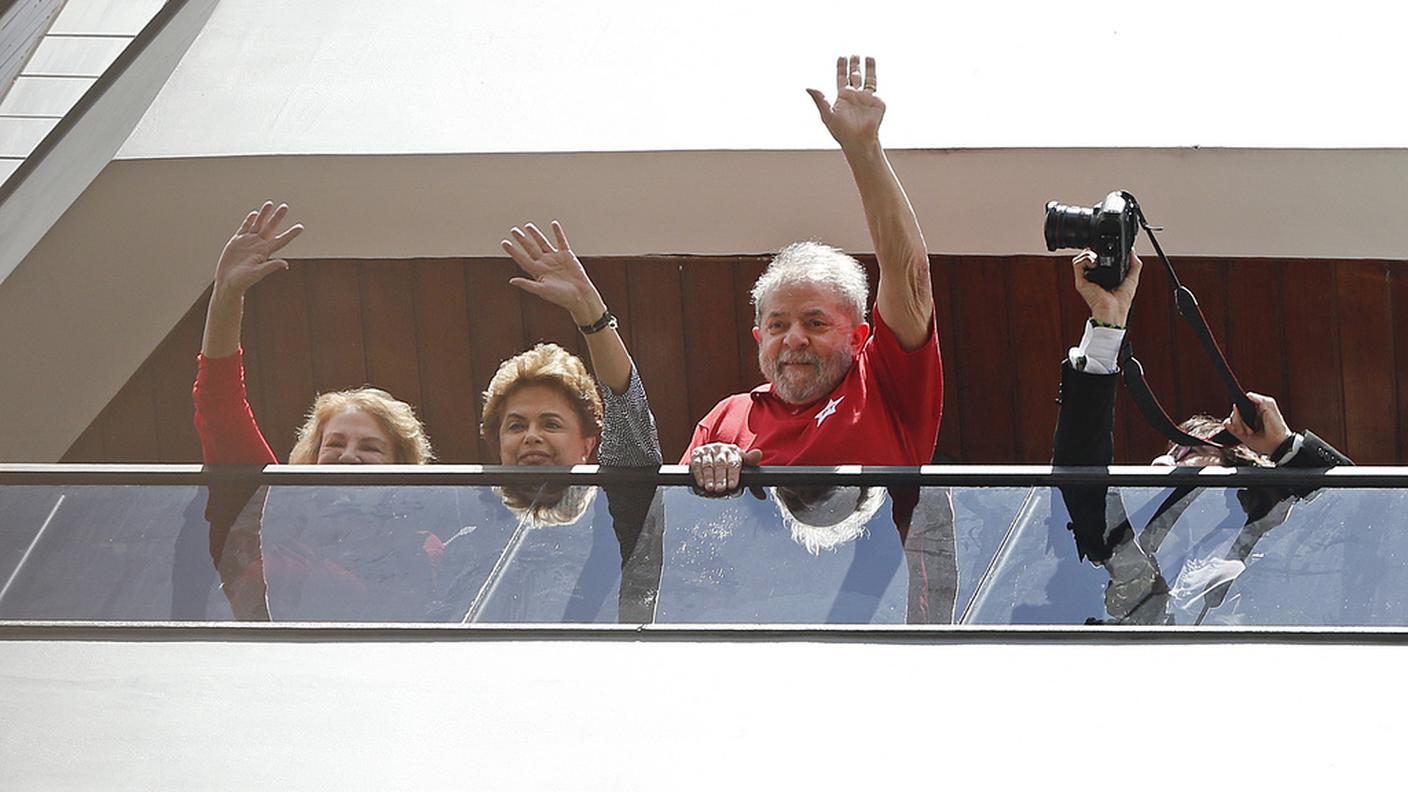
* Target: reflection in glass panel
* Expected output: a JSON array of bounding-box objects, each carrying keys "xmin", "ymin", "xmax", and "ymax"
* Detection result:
[
  {"xmin": 0, "ymin": 478, "xmax": 1406, "ymax": 626},
  {"xmin": 964, "ymin": 486, "xmax": 1408, "ymax": 626},
  {"xmin": 659, "ymin": 486, "xmax": 989, "ymax": 624}
]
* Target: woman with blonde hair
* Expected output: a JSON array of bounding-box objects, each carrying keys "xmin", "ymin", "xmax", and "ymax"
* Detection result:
[
  {"xmin": 193, "ymin": 201, "xmax": 434, "ymax": 467},
  {"xmin": 193, "ymin": 202, "xmax": 435, "ymax": 620}
]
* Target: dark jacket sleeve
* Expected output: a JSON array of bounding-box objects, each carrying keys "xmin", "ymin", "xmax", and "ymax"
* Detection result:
[
  {"xmin": 1052, "ymin": 362, "xmax": 1120, "ymax": 466},
  {"xmin": 1051, "ymin": 362, "xmax": 1128, "ymax": 564},
  {"xmin": 1282, "ymin": 430, "xmax": 1354, "ymax": 468}
]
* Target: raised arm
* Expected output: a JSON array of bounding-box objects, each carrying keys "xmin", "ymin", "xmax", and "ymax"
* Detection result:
[
  {"xmin": 502, "ymin": 221, "xmax": 631, "ymax": 394},
  {"xmin": 807, "ymin": 56, "xmax": 931, "ymax": 350},
  {"xmin": 201, "ymin": 201, "xmax": 304, "ymax": 358},
  {"xmin": 503, "ymin": 221, "xmax": 662, "ymax": 465}
]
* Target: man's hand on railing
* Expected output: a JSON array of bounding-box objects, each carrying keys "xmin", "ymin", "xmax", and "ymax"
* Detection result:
[{"xmin": 689, "ymin": 443, "xmax": 763, "ymax": 495}]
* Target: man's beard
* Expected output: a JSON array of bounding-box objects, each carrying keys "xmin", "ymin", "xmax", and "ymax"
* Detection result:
[{"xmin": 761, "ymin": 345, "xmax": 854, "ymax": 405}]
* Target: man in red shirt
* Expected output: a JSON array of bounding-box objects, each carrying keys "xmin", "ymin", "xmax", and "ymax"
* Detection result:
[{"xmin": 685, "ymin": 56, "xmax": 942, "ymax": 492}]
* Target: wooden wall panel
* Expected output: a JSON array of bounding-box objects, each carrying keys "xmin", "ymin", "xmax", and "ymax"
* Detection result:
[
  {"xmin": 463, "ymin": 258, "xmax": 527, "ymax": 461},
  {"xmin": 1007, "ymin": 257, "xmax": 1065, "ymax": 462},
  {"xmin": 64, "ymin": 254, "xmax": 1408, "ymax": 466},
  {"xmin": 1337, "ymin": 261, "xmax": 1396, "ymax": 463},
  {"xmin": 305, "ymin": 261, "xmax": 368, "ymax": 394},
  {"xmin": 411, "ymin": 261, "xmax": 479, "ymax": 463},
  {"xmin": 947, "ymin": 256, "xmax": 1017, "ymax": 461},
  {"xmin": 681, "ymin": 259, "xmax": 745, "ymax": 429},
  {"xmin": 359, "ymin": 261, "xmax": 425, "ymax": 412},
  {"xmin": 626, "ymin": 260, "xmax": 690, "ymax": 460},
  {"xmin": 930, "ymin": 257, "xmax": 963, "ymax": 463},
  {"xmin": 1282, "ymin": 260, "xmax": 1346, "ymax": 452},
  {"xmin": 1393, "ymin": 267, "xmax": 1408, "ymax": 462}
]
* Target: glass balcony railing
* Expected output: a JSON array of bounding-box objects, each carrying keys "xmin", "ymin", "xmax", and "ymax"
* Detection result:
[{"xmin": 1, "ymin": 465, "xmax": 1404, "ymax": 627}]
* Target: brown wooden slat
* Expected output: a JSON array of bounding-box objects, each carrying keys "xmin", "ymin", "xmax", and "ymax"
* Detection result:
[
  {"xmin": 463, "ymin": 258, "xmax": 528, "ymax": 460},
  {"xmin": 249, "ymin": 265, "xmax": 316, "ymax": 460},
  {"xmin": 1172, "ymin": 259, "xmax": 1230, "ymax": 424},
  {"xmin": 1282, "ymin": 259, "xmax": 1346, "ymax": 452},
  {"xmin": 681, "ymin": 259, "xmax": 745, "ymax": 425},
  {"xmin": 1007, "ymin": 256, "xmax": 1065, "ymax": 462},
  {"xmin": 1224, "ymin": 259, "xmax": 1289, "ymax": 407},
  {"xmin": 1336, "ymin": 260, "xmax": 1395, "ymax": 463},
  {"xmin": 305, "ymin": 260, "xmax": 369, "ymax": 393},
  {"xmin": 627, "ymin": 260, "xmax": 690, "ymax": 461},
  {"xmin": 931, "ymin": 255, "xmax": 963, "ymax": 462},
  {"xmin": 411, "ymin": 260, "xmax": 479, "ymax": 463},
  {"xmin": 949, "ymin": 255, "xmax": 1017, "ymax": 462},
  {"xmin": 733, "ymin": 258, "xmax": 769, "ymax": 390},
  {"xmin": 1393, "ymin": 263, "xmax": 1408, "ymax": 461},
  {"xmin": 359, "ymin": 261, "xmax": 425, "ymax": 411}
]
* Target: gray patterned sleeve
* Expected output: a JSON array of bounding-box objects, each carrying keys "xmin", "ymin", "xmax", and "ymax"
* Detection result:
[{"xmin": 597, "ymin": 363, "xmax": 663, "ymax": 466}]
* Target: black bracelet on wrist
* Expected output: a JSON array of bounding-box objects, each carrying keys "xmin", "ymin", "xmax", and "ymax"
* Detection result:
[
  {"xmin": 578, "ymin": 309, "xmax": 618, "ymax": 335},
  {"xmin": 1089, "ymin": 317, "xmax": 1126, "ymax": 330}
]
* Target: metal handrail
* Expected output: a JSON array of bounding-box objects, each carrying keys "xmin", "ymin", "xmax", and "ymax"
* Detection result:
[{"xmin": 0, "ymin": 462, "xmax": 1401, "ymax": 488}]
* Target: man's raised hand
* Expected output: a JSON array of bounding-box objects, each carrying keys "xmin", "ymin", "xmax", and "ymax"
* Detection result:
[
  {"xmin": 806, "ymin": 55, "xmax": 885, "ymax": 152},
  {"xmin": 502, "ymin": 221, "xmax": 606, "ymax": 326},
  {"xmin": 214, "ymin": 201, "xmax": 304, "ymax": 296}
]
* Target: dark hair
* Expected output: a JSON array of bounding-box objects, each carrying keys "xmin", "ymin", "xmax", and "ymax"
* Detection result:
[{"xmin": 1165, "ymin": 414, "xmax": 1269, "ymax": 467}]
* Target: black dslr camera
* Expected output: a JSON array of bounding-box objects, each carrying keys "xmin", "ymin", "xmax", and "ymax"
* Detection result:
[{"xmin": 1044, "ymin": 190, "xmax": 1139, "ymax": 290}]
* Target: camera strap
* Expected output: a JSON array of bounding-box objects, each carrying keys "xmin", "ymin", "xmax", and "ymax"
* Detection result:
[{"xmin": 1116, "ymin": 199, "xmax": 1260, "ymax": 450}]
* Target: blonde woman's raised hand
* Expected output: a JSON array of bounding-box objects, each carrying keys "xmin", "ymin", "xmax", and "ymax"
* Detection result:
[{"xmin": 213, "ymin": 201, "xmax": 304, "ymax": 296}]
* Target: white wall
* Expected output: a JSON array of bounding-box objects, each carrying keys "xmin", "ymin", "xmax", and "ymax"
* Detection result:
[
  {"xmin": 2, "ymin": 634, "xmax": 1403, "ymax": 788},
  {"xmin": 119, "ymin": 0, "xmax": 1408, "ymax": 156}
]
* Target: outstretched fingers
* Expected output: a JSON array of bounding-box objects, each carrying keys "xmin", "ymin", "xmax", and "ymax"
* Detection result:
[
  {"xmin": 550, "ymin": 220, "xmax": 571, "ymax": 252},
  {"xmin": 524, "ymin": 222, "xmax": 556, "ymax": 255},
  {"xmin": 511, "ymin": 226, "xmax": 545, "ymax": 258},
  {"xmin": 806, "ymin": 88, "xmax": 832, "ymax": 120},
  {"xmin": 863, "ymin": 56, "xmax": 877, "ymax": 91},
  {"xmin": 847, "ymin": 54, "xmax": 862, "ymax": 89},
  {"xmin": 835, "ymin": 56, "xmax": 847, "ymax": 94},
  {"xmin": 501, "ymin": 238, "xmax": 546, "ymax": 275},
  {"xmin": 268, "ymin": 223, "xmax": 304, "ymax": 254},
  {"xmin": 238, "ymin": 210, "xmax": 259, "ymax": 235},
  {"xmin": 252, "ymin": 201, "xmax": 275, "ymax": 234},
  {"xmin": 262, "ymin": 203, "xmax": 289, "ymax": 238}
]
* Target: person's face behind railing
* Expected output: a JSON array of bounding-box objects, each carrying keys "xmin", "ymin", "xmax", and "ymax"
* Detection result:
[
  {"xmin": 496, "ymin": 384, "xmax": 600, "ymax": 521},
  {"xmin": 754, "ymin": 282, "xmax": 867, "ymax": 405},
  {"xmin": 314, "ymin": 409, "xmax": 395, "ymax": 464}
]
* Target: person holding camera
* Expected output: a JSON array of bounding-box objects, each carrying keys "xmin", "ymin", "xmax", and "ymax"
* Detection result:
[{"xmin": 1053, "ymin": 248, "xmax": 1353, "ymax": 624}]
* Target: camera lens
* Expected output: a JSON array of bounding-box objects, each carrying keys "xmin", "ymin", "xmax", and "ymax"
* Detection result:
[{"xmin": 1044, "ymin": 201, "xmax": 1096, "ymax": 251}]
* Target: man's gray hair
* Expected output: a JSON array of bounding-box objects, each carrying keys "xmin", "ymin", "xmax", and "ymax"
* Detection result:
[{"xmin": 751, "ymin": 241, "xmax": 869, "ymax": 326}]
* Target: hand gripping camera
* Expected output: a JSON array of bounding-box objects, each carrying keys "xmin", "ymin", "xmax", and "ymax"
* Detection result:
[{"xmin": 1044, "ymin": 190, "xmax": 1139, "ymax": 290}]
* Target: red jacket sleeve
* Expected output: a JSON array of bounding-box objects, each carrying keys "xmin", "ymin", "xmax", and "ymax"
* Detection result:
[{"xmin": 193, "ymin": 350, "xmax": 278, "ymax": 465}]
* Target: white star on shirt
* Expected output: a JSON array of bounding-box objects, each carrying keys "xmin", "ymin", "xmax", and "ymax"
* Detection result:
[{"xmin": 814, "ymin": 396, "xmax": 844, "ymax": 427}]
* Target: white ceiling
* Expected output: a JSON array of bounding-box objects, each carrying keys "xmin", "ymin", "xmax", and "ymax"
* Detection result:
[{"xmin": 118, "ymin": 0, "xmax": 1408, "ymax": 158}]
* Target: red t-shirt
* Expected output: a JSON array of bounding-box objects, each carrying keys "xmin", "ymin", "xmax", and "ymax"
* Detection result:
[{"xmin": 682, "ymin": 308, "xmax": 943, "ymax": 466}]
